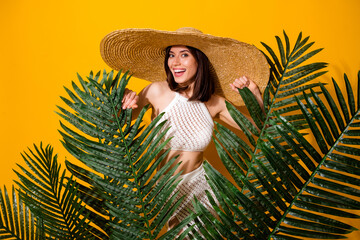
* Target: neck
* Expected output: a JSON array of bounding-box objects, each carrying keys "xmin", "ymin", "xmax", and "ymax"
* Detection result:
[{"xmin": 178, "ymin": 81, "xmax": 195, "ymax": 98}]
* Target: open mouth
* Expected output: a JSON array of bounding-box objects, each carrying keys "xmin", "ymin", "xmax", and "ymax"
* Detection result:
[{"xmin": 173, "ymin": 69, "xmax": 186, "ymax": 77}]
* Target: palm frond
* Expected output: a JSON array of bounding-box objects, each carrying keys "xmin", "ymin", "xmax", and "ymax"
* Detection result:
[
  {"xmin": 192, "ymin": 32, "xmax": 360, "ymax": 239},
  {"xmin": 211, "ymin": 74, "xmax": 360, "ymax": 239},
  {"xmin": 213, "ymin": 31, "xmax": 326, "ymax": 190},
  {"xmin": 58, "ymin": 70, "xmax": 193, "ymax": 239},
  {"xmin": 13, "ymin": 143, "xmax": 94, "ymax": 239},
  {"xmin": 0, "ymin": 185, "xmax": 42, "ymax": 240}
]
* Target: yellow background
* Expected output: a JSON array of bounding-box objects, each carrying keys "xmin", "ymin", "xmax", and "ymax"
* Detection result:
[{"xmin": 1, "ymin": 0, "xmax": 360, "ymax": 239}]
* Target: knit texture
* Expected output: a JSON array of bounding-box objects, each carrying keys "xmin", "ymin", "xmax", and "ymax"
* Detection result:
[
  {"xmin": 157, "ymin": 92, "xmax": 214, "ymax": 151},
  {"xmin": 168, "ymin": 163, "xmax": 218, "ymax": 236}
]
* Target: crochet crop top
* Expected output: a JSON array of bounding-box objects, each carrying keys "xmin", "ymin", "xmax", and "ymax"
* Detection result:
[{"xmin": 156, "ymin": 92, "xmax": 214, "ymax": 152}]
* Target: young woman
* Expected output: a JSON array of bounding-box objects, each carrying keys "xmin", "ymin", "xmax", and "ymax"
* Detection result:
[{"xmin": 100, "ymin": 27, "xmax": 269, "ymax": 229}]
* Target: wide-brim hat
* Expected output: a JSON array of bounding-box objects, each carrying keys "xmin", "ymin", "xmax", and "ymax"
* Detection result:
[{"xmin": 100, "ymin": 27, "xmax": 269, "ymax": 106}]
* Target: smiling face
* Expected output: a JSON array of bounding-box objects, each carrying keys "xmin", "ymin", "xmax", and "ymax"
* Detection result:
[{"xmin": 167, "ymin": 46, "xmax": 198, "ymax": 86}]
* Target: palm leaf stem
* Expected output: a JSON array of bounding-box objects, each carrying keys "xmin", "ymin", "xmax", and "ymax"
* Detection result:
[
  {"xmin": 239, "ymin": 35, "xmax": 325, "ymax": 196},
  {"xmin": 240, "ymin": 56, "xmax": 291, "ymax": 193},
  {"xmin": 240, "ymin": 34, "xmax": 302, "ymax": 191},
  {"xmin": 107, "ymin": 89, "xmax": 153, "ymax": 237},
  {"xmin": 268, "ymin": 108, "xmax": 360, "ymax": 239}
]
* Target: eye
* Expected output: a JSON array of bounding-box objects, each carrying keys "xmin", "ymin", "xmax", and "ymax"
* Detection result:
[
  {"xmin": 181, "ymin": 53, "xmax": 189, "ymax": 57},
  {"xmin": 169, "ymin": 53, "xmax": 175, "ymax": 58}
]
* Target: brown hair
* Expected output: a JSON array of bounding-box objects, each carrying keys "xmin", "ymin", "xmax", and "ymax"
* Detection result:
[{"xmin": 164, "ymin": 46, "xmax": 215, "ymax": 102}]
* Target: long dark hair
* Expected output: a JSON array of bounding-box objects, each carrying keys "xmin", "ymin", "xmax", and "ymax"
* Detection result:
[{"xmin": 164, "ymin": 46, "xmax": 215, "ymax": 102}]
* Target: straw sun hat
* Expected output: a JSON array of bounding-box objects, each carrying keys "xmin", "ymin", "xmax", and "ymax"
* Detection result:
[{"xmin": 100, "ymin": 27, "xmax": 269, "ymax": 106}]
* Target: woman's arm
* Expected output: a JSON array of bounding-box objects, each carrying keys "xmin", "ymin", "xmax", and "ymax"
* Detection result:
[
  {"xmin": 119, "ymin": 81, "xmax": 170, "ymax": 120},
  {"xmin": 214, "ymin": 76, "xmax": 264, "ymax": 130}
]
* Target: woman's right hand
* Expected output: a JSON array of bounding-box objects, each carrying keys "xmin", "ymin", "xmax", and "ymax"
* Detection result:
[{"xmin": 122, "ymin": 88, "xmax": 139, "ymax": 109}]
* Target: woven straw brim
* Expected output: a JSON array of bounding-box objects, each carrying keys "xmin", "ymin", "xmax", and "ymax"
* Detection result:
[{"xmin": 100, "ymin": 28, "xmax": 269, "ymax": 106}]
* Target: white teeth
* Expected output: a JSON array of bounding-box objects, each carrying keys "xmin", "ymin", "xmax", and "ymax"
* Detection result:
[{"xmin": 174, "ymin": 69, "xmax": 185, "ymax": 73}]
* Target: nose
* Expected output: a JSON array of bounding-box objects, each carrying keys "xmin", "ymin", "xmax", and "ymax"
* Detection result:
[{"xmin": 172, "ymin": 55, "xmax": 181, "ymax": 65}]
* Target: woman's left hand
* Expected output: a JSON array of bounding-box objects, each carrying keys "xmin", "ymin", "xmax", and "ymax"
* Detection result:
[
  {"xmin": 230, "ymin": 76, "xmax": 264, "ymax": 112},
  {"xmin": 230, "ymin": 76, "xmax": 260, "ymax": 94}
]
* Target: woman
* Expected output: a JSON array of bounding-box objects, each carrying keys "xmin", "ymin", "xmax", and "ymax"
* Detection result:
[{"xmin": 100, "ymin": 27, "xmax": 269, "ymax": 229}]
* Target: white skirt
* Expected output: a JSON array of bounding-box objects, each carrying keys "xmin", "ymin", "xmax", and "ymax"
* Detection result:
[{"xmin": 168, "ymin": 162, "xmax": 218, "ymax": 228}]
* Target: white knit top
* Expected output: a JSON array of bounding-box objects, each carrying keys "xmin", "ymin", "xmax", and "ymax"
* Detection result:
[{"xmin": 156, "ymin": 92, "xmax": 214, "ymax": 152}]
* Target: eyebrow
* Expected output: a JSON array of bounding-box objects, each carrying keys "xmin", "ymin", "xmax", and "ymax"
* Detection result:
[{"xmin": 169, "ymin": 49, "xmax": 191, "ymax": 54}]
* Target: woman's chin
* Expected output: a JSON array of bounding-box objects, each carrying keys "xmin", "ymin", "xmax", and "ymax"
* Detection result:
[
  {"xmin": 175, "ymin": 79, "xmax": 186, "ymax": 84},
  {"xmin": 174, "ymin": 77, "xmax": 195, "ymax": 86}
]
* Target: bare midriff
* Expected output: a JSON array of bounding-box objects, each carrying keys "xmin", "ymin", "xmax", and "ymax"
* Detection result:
[{"xmin": 157, "ymin": 149, "xmax": 204, "ymax": 176}]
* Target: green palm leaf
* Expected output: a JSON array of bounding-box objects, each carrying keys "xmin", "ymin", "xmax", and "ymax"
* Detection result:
[
  {"xmin": 0, "ymin": 186, "xmax": 42, "ymax": 240},
  {"xmin": 13, "ymin": 143, "xmax": 94, "ymax": 239},
  {"xmin": 212, "ymin": 31, "xmax": 326, "ymax": 193},
  {"xmin": 58, "ymin": 70, "xmax": 193, "ymax": 239},
  {"xmin": 192, "ymin": 32, "xmax": 360, "ymax": 239},
  {"xmin": 207, "ymin": 75, "xmax": 360, "ymax": 239}
]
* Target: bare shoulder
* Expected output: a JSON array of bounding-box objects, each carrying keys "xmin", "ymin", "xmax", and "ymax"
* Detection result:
[
  {"xmin": 205, "ymin": 94, "xmax": 227, "ymax": 118},
  {"xmin": 146, "ymin": 81, "xmax": 170, "ymax": 96},
  {"xmin": 139, "ymin": 82, "xmax": 166, "ymax": 98},
  {"xmin": 143, "ymin": 81, "xmax": 175, "ymax": 115}
]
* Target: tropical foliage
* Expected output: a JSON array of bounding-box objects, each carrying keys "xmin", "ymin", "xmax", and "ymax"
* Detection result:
[
  {"xmin": 0, "ymin": 186, "xmax": 41, "ymax": 239},
  {"xmin": 0, "ymin": 32, "xmax": 359, "ymax": 239},
  {"xmin": 191, "ymin": 32, "xmax": 360, "ymax": 239},
  {"xmin": 13, "ymin": 143, "xmax": 94, "ymax": 239},
  {"xmin": 57, "ymin": 71, "xmax": 194, "ymax": 240}
]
